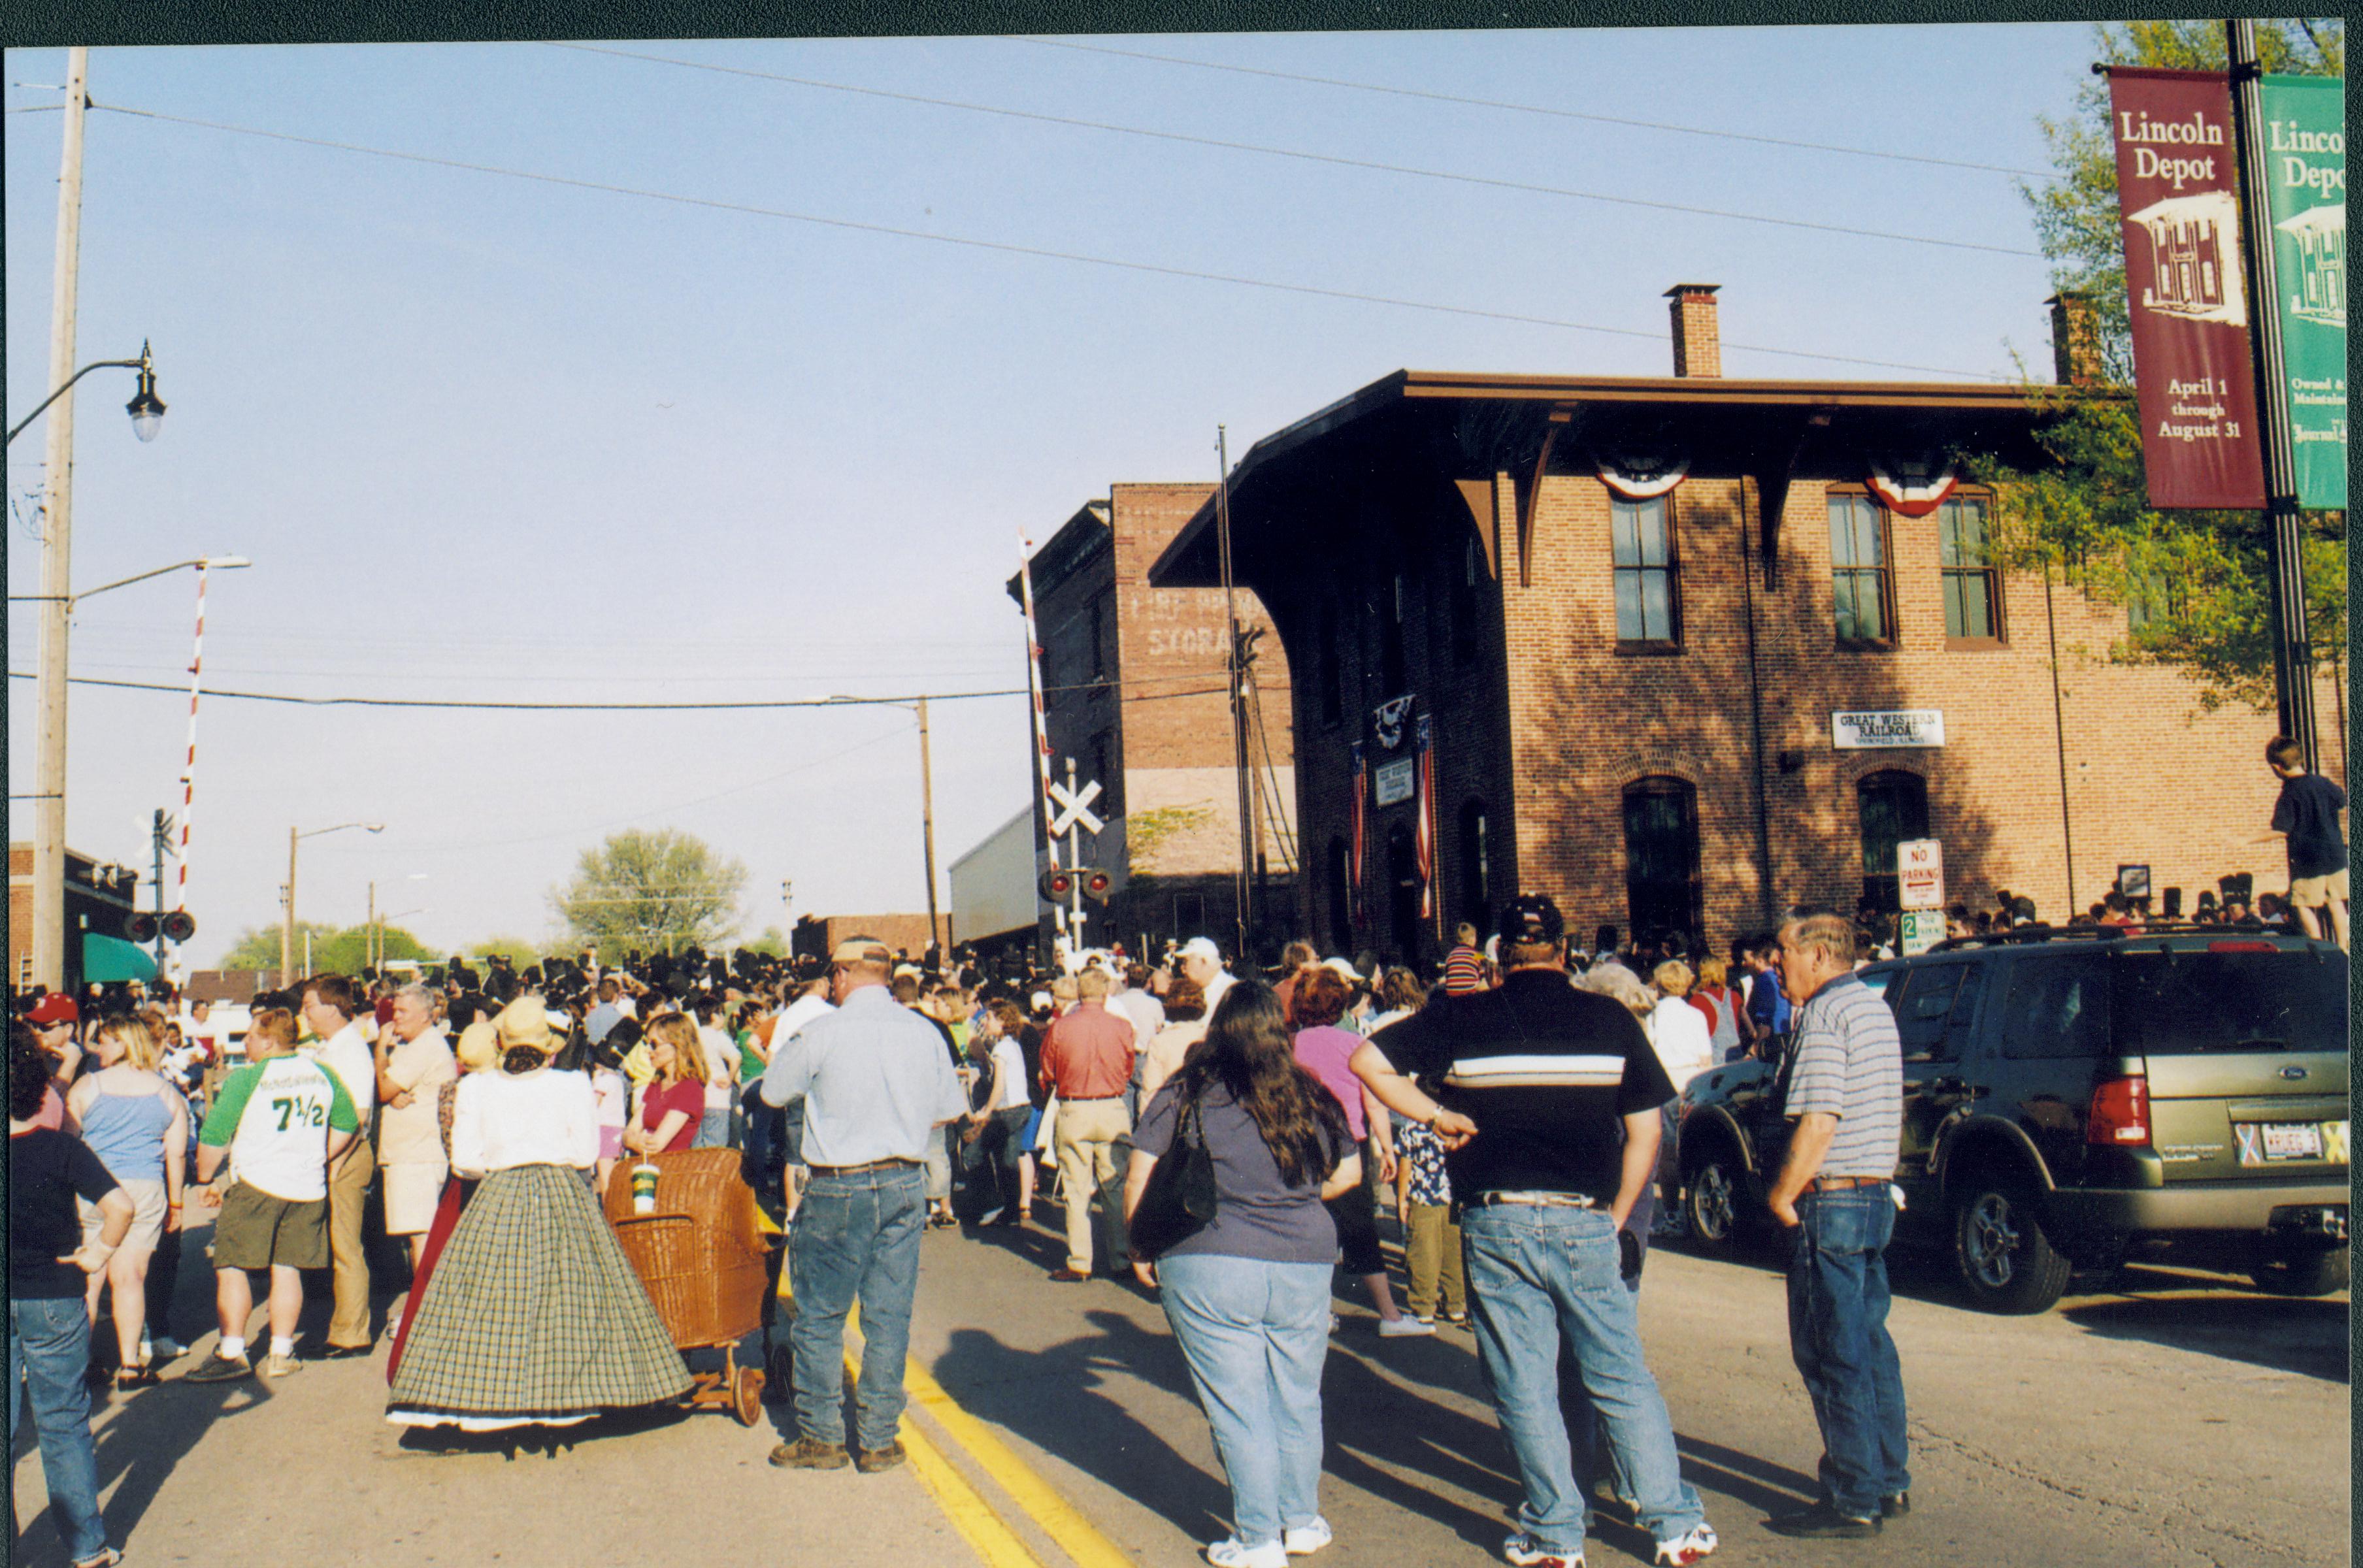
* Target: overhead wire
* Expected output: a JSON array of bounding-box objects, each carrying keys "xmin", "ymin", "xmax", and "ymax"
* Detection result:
[
  {"xmin": 551, "ymin": 41, "xmax": 2038, "ymax": 258},
  {"xmin": 1017, "ymin": 36, "xmax": 2057, "ymax": 180},
  {"xmin": 91, "ymin": 103, "xmax": 2013, "ymax": 380}
]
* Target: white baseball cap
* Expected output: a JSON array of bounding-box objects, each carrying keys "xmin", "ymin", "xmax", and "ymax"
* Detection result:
[
  {"xmin": 1178, "ymin": 937, "xmax": 1223, "ymax": 965},
  {"xmin": 1320, "ymin": 956, "xmax": 1363, "ymax": 981}
]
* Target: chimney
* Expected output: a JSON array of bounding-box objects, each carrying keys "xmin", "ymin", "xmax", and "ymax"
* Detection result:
[
  {"xmin": 2047, "ymin": 292, "xmax": 2100, "ymax": 387},
  {"xmin": 1665, "ymin": 284, "xmax": 1722, "ymax": 377}
]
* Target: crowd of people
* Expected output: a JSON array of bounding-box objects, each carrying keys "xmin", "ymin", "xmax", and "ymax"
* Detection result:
[{"xmin": 9, "ymin": 725, "xmax": 2344, "ymax": 1568}]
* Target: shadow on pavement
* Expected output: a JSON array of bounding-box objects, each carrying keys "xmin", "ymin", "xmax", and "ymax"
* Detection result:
[
  {"xmin": 2057, "ymin": 1287, "xmax": 2349, "ymax": 1383},
  {"xmin": 391, "ymin": 1401, "xmax": 693, "ymax": 1459}
]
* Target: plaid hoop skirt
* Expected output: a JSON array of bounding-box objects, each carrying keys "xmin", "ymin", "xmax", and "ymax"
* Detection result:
[{"xmin": 386, "ymin": 1162, "xmax": 691, "ymax": 1430}]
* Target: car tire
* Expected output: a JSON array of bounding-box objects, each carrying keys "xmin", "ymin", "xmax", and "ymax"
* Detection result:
[
  {"xmin": 2249, "ymin": 1247, "xmax": 2349, "ymax": 1298},
  {"xmin": 1949, "ymin": 1177, "xmax": 2072, "ymax": 1315},
  {"xmin": 1682, "ymin": 1141, "xmax": 1749, "ymax": 1261}
]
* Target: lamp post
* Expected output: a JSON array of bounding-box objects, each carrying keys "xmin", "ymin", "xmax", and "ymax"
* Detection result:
[
  {"xmin": 827, "ymin": 697, "xmax": 939, "ymax": 963},
  {"xmin": 283, "ymin": 823, "xmax": 383, "ymax": 985},
  {"xmin": 5, "ymin": 339, "xmax": 166, "ymax": 448}
]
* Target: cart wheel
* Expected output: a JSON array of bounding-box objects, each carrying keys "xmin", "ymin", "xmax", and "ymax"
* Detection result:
[{"xmin": 733, "ymin": 1365, "xmax": 765, "ymax": 1427}]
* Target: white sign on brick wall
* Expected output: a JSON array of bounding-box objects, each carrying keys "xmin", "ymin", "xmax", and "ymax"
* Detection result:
[
  {"xmin": 1897, "ymin": 838, "xmax": 1945, "ymax": 910},
  {"xmin": 1374, "ymin": 757, "xmax": 1417, "ymax": 808},
  {"xmin": 1832, "ymin": 710, "xmax": 1945, "ymax": 749}
]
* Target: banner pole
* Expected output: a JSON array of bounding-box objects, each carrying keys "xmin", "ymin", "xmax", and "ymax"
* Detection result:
[{"xmin": 2224, "ymin": 21, "xmax": 2318, "ymax": 771}]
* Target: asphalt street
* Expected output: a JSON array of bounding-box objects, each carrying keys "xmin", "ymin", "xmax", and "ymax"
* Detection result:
[{"xmin": 11, "ymin": 1207, "xmax": 2348, "ymax": 1568}]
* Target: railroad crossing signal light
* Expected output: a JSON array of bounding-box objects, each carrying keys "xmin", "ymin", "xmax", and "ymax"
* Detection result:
[
  {"xmin": 1082, "ymin": 869, "xmax": 1114, "ymax": 905},
  {"xmin": 125, "ymin": 911, "xmax": 160, "ymax": 943},
  {"xmin": 162, "ymin": 911, "xmax": 196, "ymax": 944},
  {"xmin": 1038, "ymin": 866, "xmax": 1076, "ymax": 904}
]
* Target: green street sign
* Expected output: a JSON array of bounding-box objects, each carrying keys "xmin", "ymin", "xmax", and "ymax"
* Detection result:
[{"xmin": 2259, "ymin": 74, "xmax": 2346, "ymax": 510}]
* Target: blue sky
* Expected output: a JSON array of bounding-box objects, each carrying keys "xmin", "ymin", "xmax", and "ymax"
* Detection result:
[{"xmin": 6, "ymin": 24, "xmax": 2096, "ymax": 966}]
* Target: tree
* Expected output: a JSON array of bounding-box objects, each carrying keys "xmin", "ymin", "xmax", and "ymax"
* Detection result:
[
  {"xmin": 218, "ymin": 921, "xmax": 334, "ymax": 972},
  {"xmin": 215, "ymin": 921, "xmax": 429, "ymax": 976},
  {"xmin": 464, "ymin": 935, "xmax": 542, "ymax": 970},
  {"xmin": 551, "ymin": 828, "xmax": 746, "ymax": 958},
  {"xmin": 1973, "ymin": 20, "xmax": 2345, "ymax": 712},
  {"xmin": 743, "ymin": 926, "xmax": 789, "ymax": 958}
]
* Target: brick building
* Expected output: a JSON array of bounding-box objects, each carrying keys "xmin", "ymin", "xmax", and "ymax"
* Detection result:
[
  {"xmin": 10, "ymin": 841, "xmax": 150, "ymax": 996},
  {"xmin": 790, "ymin": 913, "xmax": 952, "ymax": 964},
  {"xmin": 1148, "ymin": 285, "xmax": 2345, "ymax": 967},
  {"xmin": 1008, "ymin": 483, "xmax": 1295, "ymax": 956}
]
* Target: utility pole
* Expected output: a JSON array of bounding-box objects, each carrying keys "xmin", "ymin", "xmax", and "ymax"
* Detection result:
[
  {"xmin": 917, "ymin": 694, "xmax": 941, "ymax": 964},
  {"xmin": 1215, "ymin": 425, "xmax": 1254, "ymax": 962},
  {"xmin": 367, "ymin": 880, "xmax": 378, "ymax": 973},
  {"xmin": 2225, "ymin": 19, "xmax": 2319, "ymax": 771},
  {"xmin": 282, "ymin": 826, "xmax": 298, "ymax": 987},
  {"xmin": 31, "ymin": 48, "xmax": 89, "ymax": 996},
  {"xmin": 150, "ymin": 808, "xmax": 170, "ymax": 974}
]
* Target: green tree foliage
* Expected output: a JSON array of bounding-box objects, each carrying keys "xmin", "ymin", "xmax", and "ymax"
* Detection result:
[
  {"xmin": 743, "ymin": 926, "xmax": 789, "ymax": 958},
  {"xmin": 1977, "ymin": 19, "xmax": 2345, "ymax": 711},
  {"xmin": 215, "ymin": 921, "xmax": 429, "ymax": 975},
  {"xmin": 218, "ymin": 922, "xmax": 333, "ymax": 971},
  {"xmin": 465, "ymin": 935, "xmax": 542, "ymax": 969},
  {"xmin": 551, "ymin": 828, "xmax": 746, "ymax": 958}
]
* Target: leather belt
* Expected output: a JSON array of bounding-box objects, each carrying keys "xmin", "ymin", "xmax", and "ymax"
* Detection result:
[
  {"xmin": 1804, "ymin": 1175, "xmax": 1886, "ymax": 1192},
  {"xmin": 806, "ymin": 1158, "xmax": 921, "ymax": 1176},
  {"xmin": 1465, "ymin": 1191, "xmax": 1598, "ymax": 1211},
  {"xmin": 1060, "ymin": 1094, "xmax": 1125, "ymax": 1102}
]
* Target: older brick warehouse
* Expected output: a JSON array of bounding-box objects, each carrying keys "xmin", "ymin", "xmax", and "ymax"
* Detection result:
[
  {"xmin": 1011, "ymin": 485, "xmax": 1295, "ymax": 955},
  {"xmin": 1149, "ymin": 286, "xmax": 2345, "ymax": 968}
]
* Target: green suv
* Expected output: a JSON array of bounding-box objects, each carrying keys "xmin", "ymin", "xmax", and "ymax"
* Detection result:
[{"xmin": 1676, "ymin": 925, "xmax": 2350, "ymax": 1313}]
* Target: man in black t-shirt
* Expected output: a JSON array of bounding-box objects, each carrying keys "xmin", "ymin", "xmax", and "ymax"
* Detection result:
[
  {"xmin": 2266, "ymin": 735, "xmax": 2349, "ymax": 949},
  {"xmin": 1353, "ymin": 895, "xmax": 1717, "ymax": 1568}
]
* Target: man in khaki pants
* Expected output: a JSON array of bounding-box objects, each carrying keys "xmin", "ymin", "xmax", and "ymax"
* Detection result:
[
  {"xmin": 1038, "ymin": 968, "xmax": 1137, "ymax": 1281},
  {"xmin": 299, "ymin": 974, "xmax": 378, "ymax": 1356}
]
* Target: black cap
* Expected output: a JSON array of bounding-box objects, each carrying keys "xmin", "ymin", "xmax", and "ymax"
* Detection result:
[{"xmin": 1496, "ymin": 892, "xmax": 1565, "ymax": 947}]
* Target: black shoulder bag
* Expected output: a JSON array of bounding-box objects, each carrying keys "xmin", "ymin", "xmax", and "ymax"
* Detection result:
[{"xmin": 1129, "ymin": 1093, "xmax": 1219, "ymax": 1260}]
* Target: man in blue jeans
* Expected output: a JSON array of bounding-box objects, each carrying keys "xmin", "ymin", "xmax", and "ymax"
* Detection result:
[
  {"xmin": 1355, "ymin": 894, "xmax": 1717, "ymax": 1568},
  {"xmin": 759, "ymin": 937, "xmax": 967, "ymax": 1474},
  {"xmin": 1764, "ymin": 913, "xmax": 1910, "ymax": 1539}
]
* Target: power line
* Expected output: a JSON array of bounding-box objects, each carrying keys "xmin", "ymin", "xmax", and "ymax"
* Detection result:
[
  {"xmin": 553, "ymin": 42, "xmax": 2038, "ymax": 259},
  {"xmin": 1017, "ymin": 37, "xmax": 2056, "ymax": 180},
  {"xmin": 94, "ymin": 103, "xmax": 2011, "ymax": 380}
]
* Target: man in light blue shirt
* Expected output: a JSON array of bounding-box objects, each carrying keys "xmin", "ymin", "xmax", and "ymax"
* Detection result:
[{"xmin": 760, "ymin": 936, "xmax": 965, "ymax": 1475}]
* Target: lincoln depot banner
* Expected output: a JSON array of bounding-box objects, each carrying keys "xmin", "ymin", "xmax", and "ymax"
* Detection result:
[
  {"xmin": 2107, "ymin": 67, "xmax": 2268, "ymax": 510},
  {"xmin": 2260, "ymin": 74, "xmax": 2346, "ymax": 510}
]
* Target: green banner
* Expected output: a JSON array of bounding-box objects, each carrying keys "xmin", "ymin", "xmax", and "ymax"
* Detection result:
[{"xmin": 2259, "ymin": 74, "xmax": 2346, "ymax": 510}]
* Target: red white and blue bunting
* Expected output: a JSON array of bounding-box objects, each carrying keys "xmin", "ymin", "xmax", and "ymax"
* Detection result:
[
  {"xmin": 1595, "ymin": 448, "xmax": 1691, "ymax": 500},
  {"xmin": 1866, "ymin": 457, "xmax": 1958, "ymax": 517}
]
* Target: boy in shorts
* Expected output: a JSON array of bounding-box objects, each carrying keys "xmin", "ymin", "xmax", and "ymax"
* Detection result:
[
  {"xmin": 2266, "ymin": 736, "xmax": 2349, "ymax": 951},
  {"xmin": 183, "ymin": 1007, "xmax": 359, "ymax": 1381}
]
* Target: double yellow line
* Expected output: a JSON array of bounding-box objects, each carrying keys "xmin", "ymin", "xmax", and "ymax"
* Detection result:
[{"xmin": 840, "ymin": 1314, "xmax": 1134, "ymax": 1568}]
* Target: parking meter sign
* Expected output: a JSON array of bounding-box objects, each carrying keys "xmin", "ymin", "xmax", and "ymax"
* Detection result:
[{"xmin": 1898, "ymin": 839, "xmax": 1944, "ymax": 911}]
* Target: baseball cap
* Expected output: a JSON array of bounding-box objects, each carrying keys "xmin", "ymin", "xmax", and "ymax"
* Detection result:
[
  {"xmin": 831, "ymin": 936, "xmax": 894, "ymax": 966},
  {"xmin": 26, "ymin": 993, "xmax": 78, "ymax": 1027},
  {"xmin": 1319, "ymin": 956, "xmax": 1363, "ymax": 981},
  {"xmin": 1496, "ymin": 893, "xmax": 1566, "ymax": 947},
  {"xmin": 1179, "ymin": 936, "xmax": 1223, "ymax": 965}
]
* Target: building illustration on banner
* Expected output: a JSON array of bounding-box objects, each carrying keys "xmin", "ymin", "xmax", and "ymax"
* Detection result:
[
  {"xmin": 2276, "ymin": 203, "xmax": 2346, "ymax": 329},
  {"xmin": 2126, "ymin": 191, "xmax": 2248, "ymax": 325}
]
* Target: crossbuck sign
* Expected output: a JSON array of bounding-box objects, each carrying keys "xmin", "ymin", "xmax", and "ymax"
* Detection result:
[{"xmin": 1048, "ymin": 777, "xmax": 1104, "ymax": 838}]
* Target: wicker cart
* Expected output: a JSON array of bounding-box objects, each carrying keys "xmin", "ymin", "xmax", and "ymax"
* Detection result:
[{"xmin": 603, "ymin": 1147, "xmax": 772, "ymax": 1426}]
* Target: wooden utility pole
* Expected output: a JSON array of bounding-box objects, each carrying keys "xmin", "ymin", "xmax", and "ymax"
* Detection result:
[
  {"xmin": 1215, "ymin": 425, "xmax": 1254, "ymax": 962},
  {"xmin": 282, "ymin": 826, "xmax": 299, "ymax": 987},
  {"xmin": 31, "ymin": 48, "xmax": 88, "ymax": 996},
  {"xmin": 917, "ymin": 694, "xmax": 941, "ymax": 963}
]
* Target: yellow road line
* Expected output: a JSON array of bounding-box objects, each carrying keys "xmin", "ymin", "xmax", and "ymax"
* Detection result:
[{"xmin": 903, "ymin": 1416, "xmax": 1048, "ymax": 1568}]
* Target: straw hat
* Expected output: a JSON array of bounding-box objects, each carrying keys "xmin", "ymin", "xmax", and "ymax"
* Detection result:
[
  {"xmin": 455, "ymin": 1020, "xmax": 501, "ymax": 1073},
  {"xmin": 494, "ymin": 997, "xmax": 554, "ymax": 1051}
]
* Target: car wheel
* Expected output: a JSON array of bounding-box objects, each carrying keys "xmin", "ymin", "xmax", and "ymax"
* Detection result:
[
  {"xmin": 2249, "ymin": 1247, "xmax": 2349, "ymax": 1298},
  {"xmin": 1683, "ymin": 1144, "xmax": 1747, "ymax": 1260},
  {"xmin": 1949, "ymin": 1178, "xmax": 2072, "ymax": 1315}
]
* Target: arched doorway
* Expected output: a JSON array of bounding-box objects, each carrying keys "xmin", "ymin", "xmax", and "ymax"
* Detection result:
[
  {"xmin": 1326, "ymin": 836, "xmax": 1353, "ymax": 957},
  {"xmin": 1623, "ymin": 776, "xmax": 1703, "ymax": 951},
  {"xmin": 1457, "ymin": 799, "xmax": 1493, "ymax": 936},
  {"xmin": 1858, "ymin": 770, "xmax": 1930, "ymax": 913},
  {"xmin": 1387, "ymin": 823, "xmax": 1421, "ymax": 964}
]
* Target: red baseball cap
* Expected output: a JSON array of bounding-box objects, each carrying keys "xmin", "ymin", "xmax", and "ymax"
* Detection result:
[{"xmin": 25, "ymin": 993, "xmax": 78, "ymax": 1026}]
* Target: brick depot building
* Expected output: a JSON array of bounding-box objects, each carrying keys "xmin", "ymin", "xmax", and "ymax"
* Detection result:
[
  {"xmin": 1009, "ymin": 484, "xmax": 1296, "ymax": 955},
  {"xmin": 9, "ymin": 842, "xmax": 150, "ymax": 996},
  {"xmin": 1148, "ymin": 286, "xmax": 2345, "ymax": 968}
]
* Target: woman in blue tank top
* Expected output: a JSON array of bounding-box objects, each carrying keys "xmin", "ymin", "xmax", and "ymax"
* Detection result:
[{"xmin": 64, "ymin": 1016, "xmax": 189, "ymax": 1387}]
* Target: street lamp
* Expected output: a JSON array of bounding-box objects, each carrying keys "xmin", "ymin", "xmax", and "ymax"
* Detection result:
[
  {"xmin": 5, "ymin": 340, "xmax": 167, "ymax": 448},
  {"xmin": 283, "ymin": 822, "xmax": 384, "ymax": 985},
  {"xmin": 10, "ymin": 555, "xmax": 252, "ymax": 612},
  {"xmin": 827, "ymin": 695, "xmax": 940, "ymax": 964}
]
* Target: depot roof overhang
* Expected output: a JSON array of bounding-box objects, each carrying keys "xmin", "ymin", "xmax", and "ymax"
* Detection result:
[{"xmin": 1147, "ymin": 368, "xmax": 2074, "ymax": 588}]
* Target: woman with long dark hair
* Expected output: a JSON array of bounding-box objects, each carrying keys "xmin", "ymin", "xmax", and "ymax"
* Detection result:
[{"xmin": 1124, "ymin": 983, "xmax": 1362, "ymax": 1568}]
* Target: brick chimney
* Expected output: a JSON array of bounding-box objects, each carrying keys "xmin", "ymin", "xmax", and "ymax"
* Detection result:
[
  {"xmin": 2047, "ymin": 292, "xmax": 2100, "ymax": 387},
  {"xmin": 1665, "ymin": 284, "xmax": 1722, "ymax": 377}
]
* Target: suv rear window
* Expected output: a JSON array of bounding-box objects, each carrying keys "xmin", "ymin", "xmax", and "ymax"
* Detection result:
[{"xmin": 2113, "ymin": 948, "xmax": 2350, "ymax": 1054}]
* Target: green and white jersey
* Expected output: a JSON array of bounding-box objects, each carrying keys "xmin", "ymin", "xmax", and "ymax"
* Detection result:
[{"xmin": 199, "ymin": 1053, "xmax": 359, "ymax": 1202}]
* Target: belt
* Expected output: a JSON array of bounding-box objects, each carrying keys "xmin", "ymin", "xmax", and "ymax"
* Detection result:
[
  {"xmin": 1803, "ymin": 1175, "xmax": 1886, "ymax": 1192},
  {"xmin": 1464, "ymin": 1191, "xmax": 1598, "ymax": 1211},
  {"xmin": 806, "ymin": 1158, "xmax": 921, "ymax": 1176},
  {"xmin": 1060, "ymin": 1094, "xmax": 1125, "ymax": 1102}
]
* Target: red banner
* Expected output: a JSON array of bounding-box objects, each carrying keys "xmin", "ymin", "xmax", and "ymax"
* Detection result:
[{"xmin": 2106, "ymin": 67, "xmax": 2266, "ymax": 510}]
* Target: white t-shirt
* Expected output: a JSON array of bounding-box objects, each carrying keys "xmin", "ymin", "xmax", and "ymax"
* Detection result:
[
  {"xmin": 200, "ymin": 1054, "xmax": 358, "ymax": 1203},
  {"xmin": 701, "ymin": 1025, "xmax": 738, "ymax": 1111},
  {"xmin": 1112, "ymin": 988, "xmax": 1166, "ymax": 1052},
  {"xmin": 773, "ymin": 992, "xmax": 835, "ymax": 1046},
  {"xmin": 1647, "ymin": 996, "xmax": 1717, "ymax": 1096},
  {"xmin": 991, "ymin": 1037, "xmax": 1030, "ymax": 1110},
  {"xmin": 450, "ymin": 1068, "xmax": 599, "ymax": 1175},
  {"xmin": 306, "ymin": 1021, "xmax": 378, "ymax": 1121},
  {"xmin": 591, "ymin": 1066, "xmax": 630, "ymax": 1131}
]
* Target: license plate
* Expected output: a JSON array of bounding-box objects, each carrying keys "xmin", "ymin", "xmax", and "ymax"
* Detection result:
[{"xmin": 2245, "ymin": 1122, "xmax": 2324, "ymax": 1162}]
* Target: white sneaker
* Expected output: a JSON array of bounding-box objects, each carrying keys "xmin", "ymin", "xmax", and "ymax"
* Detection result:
[
  {"xmin": 1653, "ymin": 1524, "xmax": 1718, "ymax": 1566},
  {"xmin": 1378, "ymin": 1317, "xmax": 1436, "ymax": 1337},
  {"xmin": 1283, "ymin": 1518, "xmax": 1333, "ymax": 1556},
  {"xmin": 1204, "ymin": 1539, "xmax": 1287, "ymax": 1568},
  {"xmin": 1503, "ymin": 1533, "xmax": 1582, "ymax": 1568}
]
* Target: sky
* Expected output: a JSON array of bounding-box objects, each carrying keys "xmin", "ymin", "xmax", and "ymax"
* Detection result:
[{"xmin": 5, "ymin": 24, "xmax": 2098, "ymax": 968}]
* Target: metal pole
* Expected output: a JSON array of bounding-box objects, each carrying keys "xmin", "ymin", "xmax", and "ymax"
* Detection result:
[
  {"xmin": 368, "ymin": 881, "xmax": 377, "ymax": 973},
  {"xmin": 31, "ymin": 48, "xmax": 89, "ymax": 996},
  {"xmin": 151, "ymin": 808, "xmax": 169, "ymax": 974},
  {"xmin": 1215, "ymin": 425, "xmax": 1253, "ymax": 961},
  {"xmin": 2043, "ymin": 561, "xmax": 2077, "ymax": 917},
  {"xmin": 2226, "ymin": 20, "xmax": 2318, "ymax": 772},
  {"xmin": 1066, "ymin": 756, "xmax": 1087, "ymax": 951},
  {"xmin": 1017, "ymin": 533, "xmax": 1068, "ymax": 961},
  {"xmin": 282, "ymin": 825, "xmax": 298, "ymax": 987},
  {"xmin": 917, "ymin": 695, "xmax": 940, "ymax": 963}
]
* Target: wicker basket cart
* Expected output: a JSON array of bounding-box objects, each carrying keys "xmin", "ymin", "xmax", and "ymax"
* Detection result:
[{"xmin": 603, "ymin": 1147, "xmax": 773, "ymax": 1426}]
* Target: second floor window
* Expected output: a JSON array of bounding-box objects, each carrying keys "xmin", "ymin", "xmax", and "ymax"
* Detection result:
[
  {"xmin": 1611, "ymin": 496, "xmax": 1678, "ymax": 646},
  {"xmin": 1938, "ymin": 496, "xmax": 2002, "ymax": 645},
  {"xmin": 1828, "ymin": 494, "xmax": 1894, "ymax": 646}
]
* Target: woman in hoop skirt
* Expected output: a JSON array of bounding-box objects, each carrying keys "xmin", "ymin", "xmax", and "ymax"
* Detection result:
[{"xmin": 386, "ymin": 998, "xmax": 687, "ymax": 1431}]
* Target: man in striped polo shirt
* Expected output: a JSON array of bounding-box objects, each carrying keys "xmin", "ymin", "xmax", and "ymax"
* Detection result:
[
  {"xmin": 1353, "ymin": 894, "xmax": 1716, "ymax": 1568},
  {"xmin": 1764, "ymin": 913, "xmax": 1909, "ymax": 1540}
]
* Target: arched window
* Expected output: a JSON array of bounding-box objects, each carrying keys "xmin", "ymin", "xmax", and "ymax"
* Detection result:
[
  {"xmin": 1857, "ymin": 770, "xmax": 1930, "ymax": 913},
  {"xmin": 1623, "ymin": 776, "xmax": 1702, "ymax": 949},
  {"xmin": 1457, "ymin": 799, "xmax": 1493, "ymax": 934},
  {"xmin": 1326, "ymin": 836, "xmax": 1353, "ymax": 956}
]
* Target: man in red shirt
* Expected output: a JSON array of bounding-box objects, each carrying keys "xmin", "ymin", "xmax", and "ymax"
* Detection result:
[{"xmin": 1038, "ymin": 968, "xmax": 1138, "ymax": 1281}]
